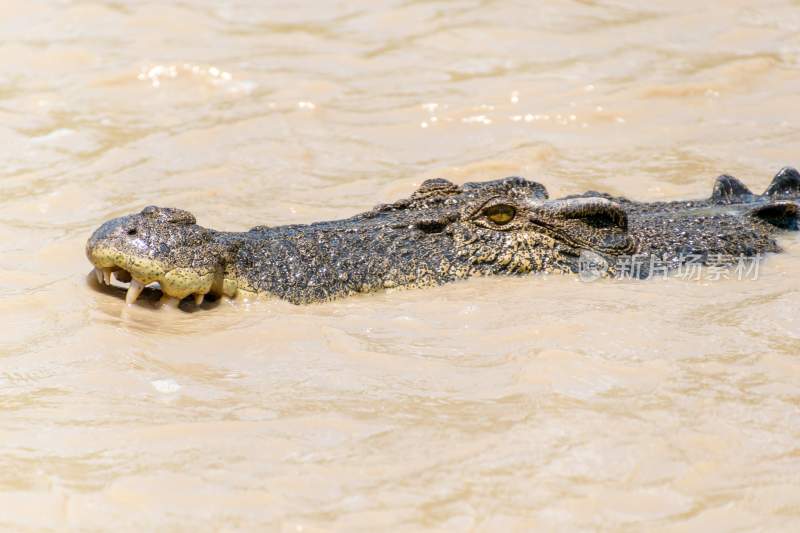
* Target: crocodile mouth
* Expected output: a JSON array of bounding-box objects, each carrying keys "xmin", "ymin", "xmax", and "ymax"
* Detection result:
[
  {"xmin": 87, "ymin": 246, "xmax": 236, "ymax": 305},
  {"xmin": 92, "ymin": 265, "xmax": 219, "ymax": 306}
]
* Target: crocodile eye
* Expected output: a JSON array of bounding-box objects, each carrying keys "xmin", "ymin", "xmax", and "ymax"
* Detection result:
[
  {"xmin": 483, "ymin": 204, "xmax": 516, "ymax": 225},
  {"xmin": 127, "ymin": 228, "xmax": 137, "ymax": 236}
]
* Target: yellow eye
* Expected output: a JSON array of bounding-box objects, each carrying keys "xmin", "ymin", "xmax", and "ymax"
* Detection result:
[{"xmin": 484, "ymin": 204, "xmax": 516, "ymax": 225}]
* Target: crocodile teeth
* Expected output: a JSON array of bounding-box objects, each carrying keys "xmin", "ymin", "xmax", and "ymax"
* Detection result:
[
  {"xmin": 194, "ymin": 293, "xmax": 204, "ymax": 306},
  {"xmin": 126, "ymin": 279, "xmax": 145, "ymax": 305},
  {"xmin": 94, "ymin": 268, "xmax": 104, "ymax": 284}
]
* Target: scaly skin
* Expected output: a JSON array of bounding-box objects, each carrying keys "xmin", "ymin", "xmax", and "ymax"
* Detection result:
[{"xmin": 86, "ymin": 169, "xmax": 800, "ymax": 305}]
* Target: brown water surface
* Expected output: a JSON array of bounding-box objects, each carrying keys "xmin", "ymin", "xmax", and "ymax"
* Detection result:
[{"xmin": 1, "ymin": 1, "xmax": 800, "ymax": 530}]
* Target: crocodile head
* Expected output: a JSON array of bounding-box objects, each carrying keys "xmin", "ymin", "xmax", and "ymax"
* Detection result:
[
  {"xmin": 86, "ymin": 206, "xmax": 234, "ymax": 304},
  {"xmin": 86, "ymin": 177, "xmax": 639, "ymax": 304}
]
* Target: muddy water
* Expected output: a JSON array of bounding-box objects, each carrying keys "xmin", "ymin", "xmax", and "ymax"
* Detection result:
[{"xmin": 2, "ymin": 0, "xmax": 800, "ymax": 530}]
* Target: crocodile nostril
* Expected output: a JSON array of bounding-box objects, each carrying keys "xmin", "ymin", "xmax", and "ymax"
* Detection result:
[{"xmin": 127, "ymin": 228, "xmax": 137, "ymax": 236}]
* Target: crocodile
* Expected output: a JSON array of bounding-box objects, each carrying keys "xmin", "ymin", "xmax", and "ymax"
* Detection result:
[{"xmin": 86, "ymin": 167, "xmax": 800, "ymax": 305}]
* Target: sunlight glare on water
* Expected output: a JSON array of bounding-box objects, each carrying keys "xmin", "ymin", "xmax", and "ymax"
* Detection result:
[{"xmin": 1, "ymin": 0, "xmax": 800, "ymax": 530}]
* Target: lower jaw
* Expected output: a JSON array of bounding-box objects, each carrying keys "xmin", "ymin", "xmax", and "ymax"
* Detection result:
[{"xmin": 92, "ymin": 265, "xmax": 240, "ymax": 305}]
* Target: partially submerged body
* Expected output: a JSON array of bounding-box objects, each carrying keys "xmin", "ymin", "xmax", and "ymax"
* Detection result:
[{"xmin": 86, "ymin": 168, "xmax": 800, "ymax": 305}]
